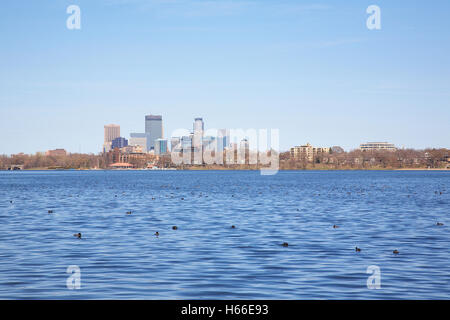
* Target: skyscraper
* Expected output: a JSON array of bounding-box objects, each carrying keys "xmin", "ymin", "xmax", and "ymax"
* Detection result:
[
  {"xmin": 155, "ymin": 139, "xmax": 168, "ymax": 155},
  {"xmin": 170, "ymin": 137, "xmax": 181, "ymax": 152},
  {"xmin": 145, "ymin": 115, "xmax": 163, "ymax": 151},
  {"xmin": 217, "ymin": 129, "xmax": 230, "ymax": 152},
  {"xmin": 103, "ymin": 124, "xmax": 120, "ymax": 153},
  {"xmin": 193, "ymin": 117, "xmax": 204, "ymax": 132},
  {"xmin": 104, "ymin": 124, "xmax": 120, "ymax": 143},
  {"xmin": 129, "ymin": 133, "xmax": 148, "ymax": 153},
  {"xmin": 192, "ymin": 118, "xmax": 204, "ymax": 164},
  {"xmin": 192, "ymin": 118, "xmax": 205, "ymax": 149},
  {"xmin": 192, "ymin": 117, "xmax": 204, "ymax": 149}
]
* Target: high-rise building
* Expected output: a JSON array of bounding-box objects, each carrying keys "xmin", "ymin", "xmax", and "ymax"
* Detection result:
[
  {"xmin": 104, "ymin": 124, "xmax": 120, "ymax": 143},
  {"xmin": 202, "ymin": 136, "xmax": 216, "ymax": 150},
  {"xmin": 217, "ymin": 129, "xmax": 230, "ymax": 152},
  {"xmin": 181, "ymin": 135, "xmax": 192, "ymax": 150},
  {"xmin": 192, "ymin": 117, "xmax": 204, "ymax": 149},
  {"xmin": 129, "ymin": 133, "xmax": 148, "ymax": 153},
  {"xmin": 171, "ymin": 137, "xmax": 181, "ymax": 152},
  {"xmin": 103, "ymin": 124, "xmax": 120, "ymax": 153},
  {"xmin": 111, "ymin": 137, "xmax": 128, "ymax": 149},
  {"xmin": 145, "ymin": 115, "xmax": 163, "ymax": 151},
  {"xmin": 155, "ymin": 139, "xmax": 168, "ymax": 155}
]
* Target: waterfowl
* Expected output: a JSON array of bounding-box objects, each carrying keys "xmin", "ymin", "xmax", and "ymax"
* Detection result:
[
  {"xmin": 436, "ymin": 222, "xmax": 444, "ymax": 226},
  {"xmin": 282, "ymin": 242, "xmax": 289, "ymax": 247},
  {"xmin": 48, "ymin": 210, "xmax": 54, "ymax": 214},
  {"xmin": 181, "ymin": 197, "xmax": 184, "ymax": 200},
  {"xmin": 126, "ymin": 211, "xmax": 132, "ymax": 215},
  {"xmin": 154, "ymin": 232, "xmax": 159, "ymax": 236},
  {"xmin": 9, "ymin": 200, "xmax": 13, "ymax": 204},
  {"xmin": 393, "ymin": 249, "xmax": 399, "ymax": 254},
  {"xmin": 355, "ymin": 247, "xmax": 361, "ymax": 252},
  {"xmin": 172, "ymin": 226, "xmax": 178, "ymax": 230},
  {"xmin": 333, "ymin": 225, "xmax": 339, "ymax": 229},
  {"xmin": 231, "ymin": 225, "xmax": 236, "ymax": 229},
  {"xmin": 73, "ymin": 233, "xmax": 81, "ymax": 239}
]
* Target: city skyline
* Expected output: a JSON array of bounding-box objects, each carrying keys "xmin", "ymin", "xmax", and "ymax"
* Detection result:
[
  {"xmin": 1, "ymin": 1, "xmax": 450, "ymax": 155},
  {"xmin": 1, "ymin": 109, "xmax": 446, "ymax": 156}
]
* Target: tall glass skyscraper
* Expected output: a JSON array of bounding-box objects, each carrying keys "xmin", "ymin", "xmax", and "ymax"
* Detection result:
[
  {"xmin": 192, "ymin": 117, "xmax": 204, "ymax": 149},
  {"xmin": 145, "ymin": 115, "xmax": 163, "ymax": 151}
]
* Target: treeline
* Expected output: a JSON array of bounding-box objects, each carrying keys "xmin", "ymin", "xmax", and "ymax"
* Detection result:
[
  {"xmin": 0, "ymin": 148, "xmax": 448, "ymax": 170},
  {"xmin": 280, "ymin": 148, "xmax": 450, "ymax": 170},
  {"xmin": 0, "ymin": 153, "xmax": 106, "ymax": 170}
]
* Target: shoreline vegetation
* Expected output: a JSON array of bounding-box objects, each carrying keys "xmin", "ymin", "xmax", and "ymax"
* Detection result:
[
  {"xmin": 1, "ymin": 148, "xmax": 449, "ymax": 171},
  {"xmin": 3, "ymin": 168, "xmax": 449, "ymax": 171}
]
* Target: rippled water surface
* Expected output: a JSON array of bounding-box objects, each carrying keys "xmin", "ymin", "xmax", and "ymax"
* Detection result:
[{"xmin": 0, "ymin": 170, "xmax": 449, "ymax": 299}]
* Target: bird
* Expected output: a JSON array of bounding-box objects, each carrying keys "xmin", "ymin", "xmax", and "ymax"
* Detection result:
[
  {"xmin": 154, "ymin": 232, "xmax": 159, "ymax": 237},
  {"xmin": 333, "ymin": 225, "xmax": 339, "ymax": 229},
  {"xmin": 172, "ymin": 226, "xmax": 178, "ymax": 230},
  {"xmin": 48, "ymin": 210, "xmax": 53, "ymax": 214},
  {"xmin": 282, "ymin": 242, "xmax": 289, "ymax": 247},
  {"xmin": 126, "ymin": 211, "xmax": 132, "ymax": 215},
  {"xmin": 73, "ymin": 233, "xmax": 81, "ymax": 239},
  {"xmin": 436, "ymin": 222, "xmax": 444, "ymax": 226},
  {"xmin": 393, "ymin": 249, "xmax": 399, "ymax": 254},
  {"xmin": 231, "ymin": 225, "xmax": 236, "ymax": 229},
  {"xmin": 355, "ymin": 247, "xmax": 361, "ymax": 252},
  {"xmin": 9, "ymin": 200, "xmax": 13, "ymax": 204},
  {"xmin": 181, "ymin": 197, "xmax": 184, "ymax": 200}
]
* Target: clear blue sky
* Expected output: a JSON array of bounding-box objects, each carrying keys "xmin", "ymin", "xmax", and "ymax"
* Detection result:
[{"xmin": 1, "ymin": 0, "xmax": 449, "ymax": 154}]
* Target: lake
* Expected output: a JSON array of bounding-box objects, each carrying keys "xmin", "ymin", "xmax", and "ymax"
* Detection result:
[{"xmin": 0, "ymin": 170, "xmax": 449, "ymax": 299}]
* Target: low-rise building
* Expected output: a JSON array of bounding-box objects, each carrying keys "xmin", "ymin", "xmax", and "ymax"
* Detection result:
[
  {"xmin": 290, "ymin": 143, "xmax": 330, "ymax": 162},
  {"xmin": 46, "ymin": 149, "xmax": 67, "ymax": 157},
  {"xmin": 360, "ymin": 142, "xmax": 396, "ymax": 151}
]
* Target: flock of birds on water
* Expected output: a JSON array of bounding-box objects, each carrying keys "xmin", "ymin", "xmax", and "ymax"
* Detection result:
[{"xmin": 8, "ymin": 185, "xmax": 447, "ymax": 257}]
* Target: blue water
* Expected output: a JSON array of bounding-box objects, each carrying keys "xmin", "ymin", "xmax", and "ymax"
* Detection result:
[{"xmin": 0, "ymin": 170, "xmax": 449, "ymax": 299}]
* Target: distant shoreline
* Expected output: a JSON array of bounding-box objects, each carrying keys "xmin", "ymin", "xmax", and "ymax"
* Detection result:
[{"xmin": 2, "ymin": 167, "xmax": 449, "ymax": 172}]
